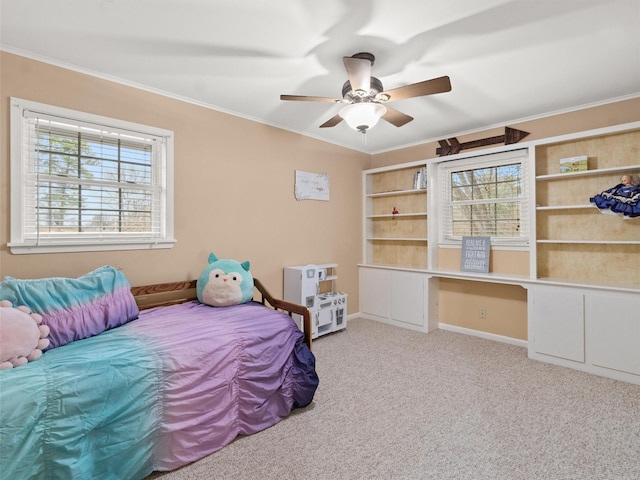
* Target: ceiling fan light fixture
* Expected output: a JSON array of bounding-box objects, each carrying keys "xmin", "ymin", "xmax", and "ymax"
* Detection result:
[{"xmin": 339, "ymin": 103, "xmax": 387, "ymax": 134}]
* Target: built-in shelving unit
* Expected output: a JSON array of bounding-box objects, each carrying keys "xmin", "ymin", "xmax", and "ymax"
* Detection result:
[
  {"xmin": 533, "ymin": 127, "xmax": 640, "ymax": 289},
  {"xmin": 364, "ymin": 164, "xmax": 428, "ymax": 269},
  {"xmin": 359, "ymin": 121, "xmax": 640, "ymax": 385}
]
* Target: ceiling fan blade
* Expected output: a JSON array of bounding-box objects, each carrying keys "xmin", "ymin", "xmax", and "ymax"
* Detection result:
[
  {"xmin": 319, "ymin": 114, "xmax": 343, "ymax": 128},
  {"xmin": 343, "ymin": 56, "xmax": 371, "ymax": 93},
  {"xmin": 381, "ymin": 76, "xmax": 451, "ymax": 102},
  {"xmin": 382, "ymin": 106, "xmax": 414, "ymax": 127},
  {"xmin": 280, "ymin": 94, "xmax": 341, "ymax": 103}
]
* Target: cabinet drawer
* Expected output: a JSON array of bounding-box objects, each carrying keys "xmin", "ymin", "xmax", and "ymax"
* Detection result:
[
  {"xmin": 586, "ymin": 293, "xmax": 640, "ymax": 376},
  {"xmin": 530, "ymin": 286, "xmax": 585, "ymax": 363}
]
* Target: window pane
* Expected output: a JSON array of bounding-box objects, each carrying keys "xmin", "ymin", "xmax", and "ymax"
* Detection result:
[
  {"xmin": 451, "ymin": 171, "xmax": 471, "ymax": 187},
  {"xmin": 472, "ymin": 183, "xmax": 496, "ymax": 199},
  {"xmin": 451, "ymin": 201, "xmax": 522, "ymax": 237},
  {"xmin": 12, "ymin": 98, "xmax": 174, "ymax": 252},
  {"xmin": 85, "ymin": 136, "xmax": 119, "ymax": 161},
  {"xmin": 451, "ymin": 163, "xmax": 521, "ymax": 201},
  {"xmin": 452, "ymin": 221, "xmax": 471, "ymax": 236},
  {"xmin": 37, "ymin": 129, "xmax": 79, "ymax": 155},
  {"xmin": 37, "ymin": 152, "xmax": 79, "ymax": 177},
  {"xmin": 473, "ymin": 167, "xmax": 495, "ymax": 185},
  {"xmin": 497, "ymin": 163, "xmax": 521, "ymax": 179},
  {"xmin": 121, "ymin": 211, "xmax": 152, "ymax": 232},
  {"xmin": 34, "ymin": 132, "xmax": 154, "ymax": 235},
  {"xmin": 451, "ymin": 184, "xmax": 472, "ymax": 201},
  {"xmin": 120, "ymin": 160, "xmax": 152, "ymax": 185},
  {"xmin": 83, "ymin": 213, "xmax": 116, "ymax": 232}
]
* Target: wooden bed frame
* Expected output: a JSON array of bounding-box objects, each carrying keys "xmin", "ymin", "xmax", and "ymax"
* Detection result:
[{"xmin": 130, "ymin": 278, "xmax": 313, "ymax": 349}]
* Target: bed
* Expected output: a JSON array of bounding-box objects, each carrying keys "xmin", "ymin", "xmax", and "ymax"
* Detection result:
[{"xmin": 0, "ymin": 268, "xmax": 318, "ymax": 480}]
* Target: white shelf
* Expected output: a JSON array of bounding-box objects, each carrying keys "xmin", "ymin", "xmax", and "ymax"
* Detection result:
[
  {"xmin": 536, "ymin": 204, "xmax": 593, "ymax": 211},
  {"xmin": 367, "ymin": 212, "xmax": 427, "ymax": 218},
  {"xmin": 367, "ymin": 188, "xmax": 426, "ymax": 198},
  {"xmin": 536, "ymin": 163, "xmax": 640, "ymax": 180},
  {"xmin": 537, "ymin": 239, "xmax": 640, "ymax": 244},
  {"xmin": 367, "ymin": 237, "xmax": 428, "ymax": 242}
]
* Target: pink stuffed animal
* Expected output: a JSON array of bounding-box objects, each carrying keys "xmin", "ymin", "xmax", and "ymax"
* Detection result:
[{"xmin": 0, "ymin": 300, "xmax": 50, "ymax": 369}]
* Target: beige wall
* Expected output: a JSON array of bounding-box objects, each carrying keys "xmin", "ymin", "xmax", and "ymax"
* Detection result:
[
  {"xmin": 439, "ymin": 279, "xmax": 528, "ymax": 341},
  {"xmin": 0, "ymin": 52, "xmax": 370, "ymax": 310},
  {"xmin": 2, "ymin": 52, "xmax": 639, "ymax": 339}
]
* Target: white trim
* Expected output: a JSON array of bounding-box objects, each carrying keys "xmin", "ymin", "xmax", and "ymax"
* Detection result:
[
  {"xmin": 8, "ymin": 239, "xmax": 176, "ymax": 255},
  {"xmin": 358, "ymin": 313, "xmax": 431, "ymax": 334},
  {"xmin": 9, "ymin": 97, "xmax": 175, "ymax": 254},
  {"xmin": 436, "ymin": 148, "xmax": 530, "ymax": 247},
  {"xmin": 438, "ymin": 322, "xmax": 528, "ymax": 348},
  {"xmin": 354, "ymin": 309, "xmax": 528, "ymax": 348},
  {"xmin": 12, "ymin": 97, "xmax": 174, "ymax": 138}
]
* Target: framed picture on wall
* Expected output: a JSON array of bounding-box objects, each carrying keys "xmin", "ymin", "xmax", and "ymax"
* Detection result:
[{"xmin": 294, "ymin": 170, "xmax": 330, "ymax": 201}]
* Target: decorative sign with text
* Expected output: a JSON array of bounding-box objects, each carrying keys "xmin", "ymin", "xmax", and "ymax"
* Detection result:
[{"xmin": 460, "ymin": 236, "xmax": 490, "ymax": 273}]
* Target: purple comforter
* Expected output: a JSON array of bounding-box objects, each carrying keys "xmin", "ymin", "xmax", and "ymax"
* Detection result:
[
  {"xmin": 0, "ymin": 300, "xmax": 318, "ymax": 479},
  {"xmin": 131, "ymin": 300, "xmax": 319, "ymax": 471}
]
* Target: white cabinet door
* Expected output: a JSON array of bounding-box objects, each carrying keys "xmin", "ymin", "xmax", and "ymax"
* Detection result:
[
  {"xmin": 586, "ymin": 292, "xmax": 640, "ymax": 377},
  {"xmin": 530, "ymin": 286, "xmax": 585, "ymax": 363},
  {"xmin": 360, "ymin": 268, "xmax": 435, "ymax": 332},
  {"xmin": 359, "ymin": 267, "xmax": 391, "ymax": 319},
  {"xmin": 390, "ymin": 271, "xmax": 424, "ymax": 327}
]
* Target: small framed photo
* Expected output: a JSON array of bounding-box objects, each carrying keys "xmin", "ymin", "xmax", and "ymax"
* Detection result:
[{"xmin": 559, "ymin": 155, "xmax": 588, "ymax": 173}]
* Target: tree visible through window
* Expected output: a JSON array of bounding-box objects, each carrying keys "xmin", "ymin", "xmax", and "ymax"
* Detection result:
[
  {"xmin": 34, "ymin": 125, "xmax": 153, "ymax": 235},
  {"xmin": 10, "ymin": 97, "xmax": 175, "ymax": 253},
  {"xmin": 439, "ymin": 149, "xmax": 529, "ymax": 245},
  {"xmin": 451, "ymin": 163, "xmax": 522, "ymax": 237}
]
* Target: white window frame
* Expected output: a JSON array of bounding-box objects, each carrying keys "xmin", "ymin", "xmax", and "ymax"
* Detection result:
[
  {"xmin": 9, "ymin": 97, "xmax": 175, "ymax": 254},
  {"xmin": 437, "ymin": 149, "xmax": 530, "ymax": 248}
]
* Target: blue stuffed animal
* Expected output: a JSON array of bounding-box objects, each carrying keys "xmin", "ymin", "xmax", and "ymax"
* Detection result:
[{"xmin": 196, "ymin": 253, "xmax": 254, "ymax": 307}]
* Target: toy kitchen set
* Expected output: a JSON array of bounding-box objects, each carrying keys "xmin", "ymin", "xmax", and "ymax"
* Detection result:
[{"xmin": 284, "ymin": 263, "xmax": 347, "ymax": 339}]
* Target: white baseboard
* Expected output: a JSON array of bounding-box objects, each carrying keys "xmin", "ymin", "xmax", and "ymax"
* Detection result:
[
  {"xmin": 346, "ymin": 313, "xmax": 359, "ymax": 321},
  {"xmin": 352, "ymin": 313, "xmax": 528, "ymax": 348},
  {"xmin": 438, "ymin": 323, "xmax": 528, "ymax": 348}
]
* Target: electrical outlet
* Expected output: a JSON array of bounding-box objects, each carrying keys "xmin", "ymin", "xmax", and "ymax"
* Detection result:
[{"xmin": 479, "ymin": 307, "xmax": 486, "ymax": 319}]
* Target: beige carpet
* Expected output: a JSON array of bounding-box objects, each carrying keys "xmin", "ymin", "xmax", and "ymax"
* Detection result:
[{"xmin": 147, "ymin": 318, "xmax": 640, "ymax": 480}]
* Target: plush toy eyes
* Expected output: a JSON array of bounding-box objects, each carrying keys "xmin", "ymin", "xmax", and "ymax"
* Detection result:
[{"xmin": 210, "ymin": 269, "xmax": 241, "ymax": 283}]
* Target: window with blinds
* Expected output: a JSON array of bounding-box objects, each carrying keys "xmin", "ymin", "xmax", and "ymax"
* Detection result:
[
  {"xmin": 439, "ymin": 149, "xmax": 529, "ymax": 246},
  {"xmin": 10, "ymin": 97, "xmax": 175, "ymax": 253}
]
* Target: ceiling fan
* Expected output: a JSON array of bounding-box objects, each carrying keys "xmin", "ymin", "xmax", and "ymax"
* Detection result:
[{"xmin": 280, "ymin": 52, "xmax": 452, "ymax": 134}]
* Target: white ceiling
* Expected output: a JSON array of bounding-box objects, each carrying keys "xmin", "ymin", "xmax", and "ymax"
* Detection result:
[{"xmin": 1, "ymin": 0, "xmax": 639, "ymax": 154}]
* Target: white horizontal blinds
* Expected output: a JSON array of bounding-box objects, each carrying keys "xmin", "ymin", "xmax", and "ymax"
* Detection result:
[
  {"xmin": 22, "ymin": 111, "xmax": 164, "ymax": 244},
  {"xmin": 441, "ymin": 149, "xmax": 529, "ymax": 243}
]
